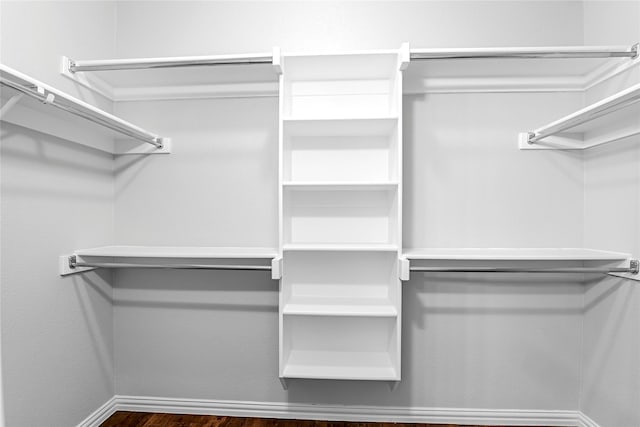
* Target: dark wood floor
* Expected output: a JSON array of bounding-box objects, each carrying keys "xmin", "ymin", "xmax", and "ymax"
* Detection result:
[{"xmin": 100, "ymin": 412, "xmax": 549, "ymax": 427}]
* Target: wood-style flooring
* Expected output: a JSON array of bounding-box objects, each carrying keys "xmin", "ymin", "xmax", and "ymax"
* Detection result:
[{"xmin": 100, "ymin": 412, "xmax": 552, "ymax": 427}]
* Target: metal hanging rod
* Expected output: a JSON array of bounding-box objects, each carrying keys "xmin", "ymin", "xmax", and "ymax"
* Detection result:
[
  {"xmin": 69, "ymin": 53, "xmax": 273, "ymax": 73},
  {"xmin": 526, "ymin": 82, "xmax": 640, "ymax": 144},
  {"xmin": 410, "ymin": 260, "xmax": 639, "ymax": 275},
  {"xmin": 0, "ymin": 69, "xmax": 164, "ymax": 148},
  {"xmin": 66, "ymin": 44, "xmax": 638, "ymax": 73},
  {"xmin": 410, "ymin": 44, "xmax": 638, "ymax": 60},
  {"xmin": 68, "ymin": 256, "xmax": 271, "ymax": 272}
]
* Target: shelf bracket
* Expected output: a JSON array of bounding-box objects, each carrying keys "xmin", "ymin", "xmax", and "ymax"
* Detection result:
[
  {"xmin": 399, "ymin": 257, "xmax": 410, "ymax": 281},
  {"xmin": 279, "ymin": 378, "xmax": 288, "ymax": 390},
  {"xmin": 0, "ymin": 93, "xmax": 24, "ymax": 120},
  {"xmin": 271, "ymin": 256, "xmax": 283, "ymax": 280},
  {"xmin": 59, "ymin": 254, "xmax": 96, "ymax": 276},
  {"xmin": 272, "ymin": 46, "xmax": 283, "ymax": 75},
  {"xmin": 399, "ymin": 42, "xmax": 410, "ymax": 71}
]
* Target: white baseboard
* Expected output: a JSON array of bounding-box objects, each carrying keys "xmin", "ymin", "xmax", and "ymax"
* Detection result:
[
  {"xmin": 76, "ymin": 396, "xmax": 117, "ymax": 427},
  {"xmin": 78, "ymin": 394, "xmax": 595, "ymax": 426}
]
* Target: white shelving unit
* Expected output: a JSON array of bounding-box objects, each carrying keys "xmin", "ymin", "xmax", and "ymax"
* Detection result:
[
  {"xmin": 278, "ymin": 47, "xmax": 408, "ymax": 382},
  {"xmin": 519, "ymin": 82, "xmax": 640, "ymax": 150}
]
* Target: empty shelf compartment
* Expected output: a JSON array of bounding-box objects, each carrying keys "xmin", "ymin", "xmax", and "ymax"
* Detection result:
[
  {"xmin": 281, "ymin": 251, "xmax": 400, "ymax": 315},
  {"xmin": 282, "ymin": 53, "xmax": 401, "ymax": 119},
  {"xmin": 283, "ymin": 188, "xmax": 398, "ymax": 245},
  {"xmin": 283, "ymin": 118, "xmax": 399, "ymax": 183},
  {"xmin": 281, "ymin": 315, "xmax": 399, "ymax": 381}
]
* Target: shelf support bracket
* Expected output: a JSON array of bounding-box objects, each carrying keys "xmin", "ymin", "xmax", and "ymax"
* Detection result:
[
  {"xmin": 0, "ymin": 93, "xmax": 24, "ymax": 120},
  {"xmin": 399, "ymin": 257, "xmax": 410, "ymax": 281},
  {"xmin": 272, "ymin": 46, "xmax": 283, "ymax": 75},
  {"xmin": 59, "ymin": 254, "xmax": 96, "ymax": 276},
  {"xmin": 271, "ymin": 256, "xmax": 283, "ymax": 280}
]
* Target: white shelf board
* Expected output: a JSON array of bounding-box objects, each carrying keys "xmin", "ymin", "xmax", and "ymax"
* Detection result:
[
  {"xmin": 283, "ymin": 182, "xmax": 399, "ymax": 191},
  {"xmin": 64, "ymin": 58, "xmax": 278, "ymax": 101},
  {"xmin": 402, "ymin": 248, "xmax": 630, "ymax": 261},
  {"xmin": 520, "ymin": 82, "xmax": 640, "ymax": 150},
  {"xmin": 283, "ymin": 243, "xmax": 399, "ymax": 252},
  {"xmin": 283, "ymin": 297, "xmax": 397, "ymax": 317},
  {"xmin": 283, "ymin": 52, "xmax": 400, "ymax": 81},
  {"xmin": 282, "ymin": 350, "xmax": 398, "ymax": 381},
  {"xmin": 404, "ymin": 55, "xmax": 632, "ymax": 93},
  {"xmin": 0, "ymin": 65, "xmax": 168, "ymax": 154},
  {"xmin": 74, "ymin": 245, "xmax": 278, "ymax": 259},
  {"xmin": 283, "ymin": 117, "xmax": 398, "ymax": 135}
]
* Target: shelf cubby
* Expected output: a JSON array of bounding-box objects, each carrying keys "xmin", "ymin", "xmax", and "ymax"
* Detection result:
[
  {"xmin": 281, "ymin": 315, "xmax": 399, "ymax": 381},
  {"xmin": 282, "ymin": 52, "xmax": 401, "ymax": 119},
  {"xmin": 283, "ymin": 187, "xmax": 398, "ymax": 246},
  {"xmin": 283, "ymin": 117, "xmax": 399, "ymax": 183},
  {"xmin": 281, "ymin": 251, "xmax": 400, "ymax": 315}
]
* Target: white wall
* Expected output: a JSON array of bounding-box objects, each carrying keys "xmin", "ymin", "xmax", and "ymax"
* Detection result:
[
  {"xmin": 115, "ymin": 1, "xmax": 583, "ymax": 56},
  {"xmin": 0, "ymin": 2, "xmax": 117, "ymax": 426},
  {"xmin": 110, "ymin": 0, "xmax": 588, "ymax": 413},
  {"xmin": 581, "ymin": 2, "xmax": 640, "ymax": 426}
]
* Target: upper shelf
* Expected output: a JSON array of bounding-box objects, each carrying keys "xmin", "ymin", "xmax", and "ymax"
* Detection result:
[
  {"xmin": 62, "ymin": 43, "xmax": 639, "ymax": 100},
  {"xmin": 519, "ymin": 82, "xmax": 640, "ymax": 150},
  {"xmin": 0, "ymin": 64, "xmax": 169, "ymax": 154}
]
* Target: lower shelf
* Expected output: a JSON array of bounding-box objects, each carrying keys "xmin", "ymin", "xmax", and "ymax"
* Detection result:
[
  {"xmin": 283, "ymin": 297, "xmax": 397, "ymax": 317},
  {"xmin": 281, "ymin": 315, "xmax": 400, "ymax": 381},
  {"xmin": 282, "ymin": 350, "xmax": 398, "ymax": 381}
]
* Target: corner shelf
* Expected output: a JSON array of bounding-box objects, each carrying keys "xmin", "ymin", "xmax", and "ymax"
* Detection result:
[
  {"xmin": 519, "ymin": 82, "xmax": 640, "ymax": 150},
  {"xmin": 0, "ymin": 64, "xmax": 169, "ymax": 155}
]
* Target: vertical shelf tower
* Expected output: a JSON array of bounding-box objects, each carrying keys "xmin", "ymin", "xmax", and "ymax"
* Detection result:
[{"xmin": 278, "ymin": 45, "xmax": 409, "ymax": 382}]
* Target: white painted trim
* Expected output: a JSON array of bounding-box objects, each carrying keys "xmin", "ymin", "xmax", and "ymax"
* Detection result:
[
  {"xmin": 76, "ymin": 396, "xmax": 117, "ymax": 427},
  {"xmin": 108, "ymin": 395, "xmax": 582, "ymax": 426},
  {"xmin": 577, "ymin": 412, "xmax": 602, "ymax": 427}
]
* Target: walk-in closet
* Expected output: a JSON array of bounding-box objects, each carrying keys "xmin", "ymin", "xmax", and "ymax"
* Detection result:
[{"xmin": 1, "ymin": 1, "xmax": 639, "ymax": 426}]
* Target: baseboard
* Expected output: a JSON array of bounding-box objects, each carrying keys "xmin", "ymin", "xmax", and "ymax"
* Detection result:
[
  {"xmin": 576, "ymin": 412, "xmax": 602, "ymax": 427},
  {"xmin": 77, "ymin": 394, "xmax": 604, "ymax": 427},
  {"xmin": 77, "ymin": 395, "xmax": 585, "ymax": 426},
  {"xmin": 76, "ymin": 396, "xmax": 117, "ymax": 427}
]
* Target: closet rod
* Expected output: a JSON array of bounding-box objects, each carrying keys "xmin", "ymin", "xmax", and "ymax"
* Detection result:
[
  {"xmin": 0, "ymin": 77, "xmax": 163, "ymax": 148},
  {"xmin": 410, "ymin": 44, "xmax": 638, "ymax": 60},
  {"xmin": 68, "ymin": 44, "xmax": 638, "ymax": 73},
  {"xmin": 410, "ymin": 260, "xmax": 639, "ymax": 275},
  {"xmin": 69, "ymin": 54, "xmax": 273, "ymax": 72},
  {"xmin": 68, "ymin": 258, "xmax": 271, "ymax": 272}
]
